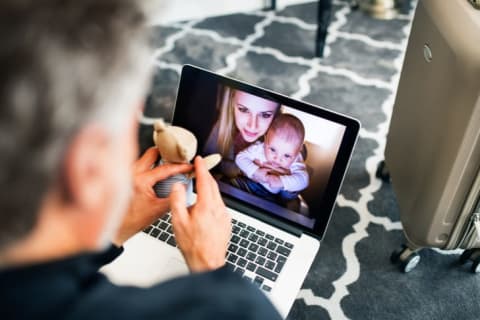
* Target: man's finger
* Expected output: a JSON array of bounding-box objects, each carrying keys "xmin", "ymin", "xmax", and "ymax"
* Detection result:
[
  {"xmin": 146, "ymin": 163, "xmax": 193, "ymax": 186},
  {"xmin": 193, "ymin": 156, "xmax": 214, "ymax": 200},
  {"xmin": 134, "ymin": 147, "xmax": 159, "ymax": 173},
  {"xmin": 151, "ymin": 197, "xmax": 171, "ymax": 218},
  {"xmin": 169, "ymin": 183, "xmax": 188, "ymax": 226}
]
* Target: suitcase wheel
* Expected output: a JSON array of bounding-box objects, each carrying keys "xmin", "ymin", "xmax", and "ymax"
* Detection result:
[
  {"xmin": 390, "ymin": 244, "xmax": 421, "ymax": 273},
  {"xmin": 375, "ymin": 160, "xmax": 391, "ymax": 182},
  {"xmin": 471, "ymin": 257, "xmax": 480, "ymax": 274},
  {"xmin": 459, "ymin": 249, "xmax": 480, "ymax": 273}
]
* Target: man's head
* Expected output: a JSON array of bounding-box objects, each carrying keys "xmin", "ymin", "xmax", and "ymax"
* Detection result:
[
  {"xmin": 0, "ymin": 0, "xmax": 151, "ymax": 252},
  {"xmin": 264, "ymin": 114, "xmax": 305, "ymax": 169}
]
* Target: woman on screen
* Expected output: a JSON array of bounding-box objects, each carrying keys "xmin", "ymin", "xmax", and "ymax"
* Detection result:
[{"xmin": 204, "ymin": 85, "xmax": 281, "ymax": 178}]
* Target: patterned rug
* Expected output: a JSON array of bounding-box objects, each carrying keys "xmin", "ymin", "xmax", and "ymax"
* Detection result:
[{"xmin": 141, "ymin": 1, "xmax": 480, "ymax": 319}]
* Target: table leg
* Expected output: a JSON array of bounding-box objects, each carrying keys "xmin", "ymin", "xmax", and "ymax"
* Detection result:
[{"xmin": 316, "ymin": 0, "xmax": 333, "ymax": 57}]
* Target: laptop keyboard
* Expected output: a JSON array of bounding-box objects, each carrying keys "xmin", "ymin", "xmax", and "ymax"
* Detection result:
[{"xmin": 143, "ymin": 213, "xmax": 295, "ymax": 293}]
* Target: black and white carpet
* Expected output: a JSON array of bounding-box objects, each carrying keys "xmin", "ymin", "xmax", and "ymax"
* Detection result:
[{"xmin": 141, "ymin": 1, "xmax": 480, "ymax": 319}]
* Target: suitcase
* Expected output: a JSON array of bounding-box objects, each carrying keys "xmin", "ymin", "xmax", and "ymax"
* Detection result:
[{"xmin": 381, "ymin": 0, "xmax": 480, "ymax": 272}]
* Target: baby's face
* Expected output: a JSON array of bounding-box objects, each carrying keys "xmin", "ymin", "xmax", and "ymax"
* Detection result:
[{"xmin": 264, "ymin": 134, "xmax": 301, "ymax": 169}]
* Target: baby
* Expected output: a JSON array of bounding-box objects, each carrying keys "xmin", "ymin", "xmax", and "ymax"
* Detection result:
[{"xmin": 235, "ymin": 113, "xmax": 309, "ymax": 204}]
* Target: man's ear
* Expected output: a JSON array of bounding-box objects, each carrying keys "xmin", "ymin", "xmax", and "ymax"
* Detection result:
[{"xmin": 62, "ymin": 125, "xmax": 113, "ymax": 214}]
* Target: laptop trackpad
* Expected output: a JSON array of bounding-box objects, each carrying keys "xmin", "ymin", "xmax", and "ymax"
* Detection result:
[{"xmin": 101, "ymin": 233, "xmax": 189, "ymax": 287}]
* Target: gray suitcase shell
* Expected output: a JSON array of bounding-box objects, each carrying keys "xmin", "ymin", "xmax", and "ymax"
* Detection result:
[{"xmin": 385, "ymin": 0, "xmax": 480, "ymax": 253}]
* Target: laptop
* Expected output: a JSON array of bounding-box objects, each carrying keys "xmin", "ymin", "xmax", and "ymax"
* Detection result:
[{"xmin": 101, "ymin": 65, "xmax": 360, "ymax": 318}]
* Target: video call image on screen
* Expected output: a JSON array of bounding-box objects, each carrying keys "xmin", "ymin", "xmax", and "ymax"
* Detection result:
[{"xmin": 196, "ymin": 84, "xmax": 346, "ymax": 229}]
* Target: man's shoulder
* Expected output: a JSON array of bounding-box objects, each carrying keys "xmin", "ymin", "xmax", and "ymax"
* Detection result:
[{"xmin": 73, "ymin": 267, "xmax": 281, "ymax": 320}]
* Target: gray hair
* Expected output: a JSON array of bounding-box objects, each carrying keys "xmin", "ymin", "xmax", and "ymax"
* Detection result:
[{"xmin": 0, "ymin": 0, "xmax": 152, "ymax": 249}]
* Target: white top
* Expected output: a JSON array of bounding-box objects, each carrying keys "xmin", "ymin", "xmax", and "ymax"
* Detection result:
[{"xmin": 235, "ymin": 142, "xmax": 309, "ymax": 194}]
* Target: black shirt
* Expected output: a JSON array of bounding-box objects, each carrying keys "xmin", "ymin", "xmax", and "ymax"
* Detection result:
[{"xmin": 0, "ymin": 245, "xmax": 282, "ymax": 320}]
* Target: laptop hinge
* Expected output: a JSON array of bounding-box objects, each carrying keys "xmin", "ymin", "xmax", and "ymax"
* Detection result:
[{"xmin": 223, "ymin": 197, "xmax": 303, "ymax": 238}]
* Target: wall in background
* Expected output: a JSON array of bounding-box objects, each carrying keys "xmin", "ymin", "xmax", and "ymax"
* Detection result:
[{"xmin": 141, "ymin": 0, "xmax": 312, "ymax": 24}]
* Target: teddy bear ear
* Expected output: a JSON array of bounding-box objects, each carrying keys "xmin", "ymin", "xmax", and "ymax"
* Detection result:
[
  {"xmin": 204, "ymin": 154, "xmax": 222, "ymax": 171},
  {"xmin": 177, "ymin": 145, "xmax": 188, "ymax": 162}
]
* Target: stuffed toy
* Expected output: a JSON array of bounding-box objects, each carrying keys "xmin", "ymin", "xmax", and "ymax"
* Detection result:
[{"xmin": 152, "ymin": 119, "xmax": 221, "ymax": 204}]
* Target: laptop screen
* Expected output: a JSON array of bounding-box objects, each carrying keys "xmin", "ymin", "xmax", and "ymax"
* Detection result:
[{"xmin": 173, "ymin": 65, "xmax": 360, "ymax": 238}]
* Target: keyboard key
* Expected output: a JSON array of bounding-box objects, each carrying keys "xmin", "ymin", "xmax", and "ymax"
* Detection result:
[
  {"xmin": 237, "ymin": 258, "xmax": 247, "ymax": 267},
  {"xmin": 267, "ymin": 251, "xmax": 277, "ymax": 261},
  {"xmin": 150, "ymin": 228, "xmax": 160, "ymax": 237},
  {"xmin": 232, "ymin": 226, "xmax": 241, "ymax": 234},
  {"xmin": 247, "ymin": 226, "xmax": 256, "ymax": 232},
  {"xmin": 254, "ymin": 276, "xmax": 264, "ymax": 286},
  {"xmin": 234, "ymin": 268, "xmax": 245, "ymax": 276},
  {"xmin": 239, "ymin": 230, "xmax": 250, "ymax": 238},
  {"xmin": 239, "ymin": 239, "xmax": 249, "ymax": 248},
  {"xmin": 265, "ymin": 260, "xmax": 275, "ymax": 270},
  {"xmin": 158, "ymin": 232, "xmax": 169, "ymax": 241},
  {"xmin": 275, "ymin": 261, "xmax": 285, "ymax": 273},
  {"xmin": 258, "ymin": 238, "xmax": 267, "ymax": 246},
  {"xmin": 232, "ymin": 218, "xmax": 237, "ymax": 225},
  {"xmin": 248, "ymin": 234, "xmax": 259, "ymax": 242},
  {"xmin": 237, "ymin": 248, "xmax": 247, "ymax": 257},
  {"xmin": 231, "ymin": 235, "xmax": 241, "ymax": 244},
  {"xmin": 238, "ymin": 222, "xmax": 246, "ymax": 228},
  {"xmin": 225, "ymin": 262, "xmax": 235, "ymax": 271},
  {"xmin": 246, "ymin": 262, "xmax": 256, "ymax": 272},
  {"xmin": 277, "ymin": 255, "xmax": 287, "ymax": 264},
  {"xmin": 227, "ymin": 254, "xmax": 238, "ymax": 264},
  {"xmin": 276, "ymin": 246, "xmax": 291, "ymax": 257},
  {"xmin": 255, "ymin": 256, "xmax": 266, "ymax": 266},
  {"xmin": 267, "ymin": 241, "xmax": 277, "ymax": 250},
  {"xmin": 255, "ymin": 230, "xmax": 265, "ymax": 237},
  {"xmin": 243, "ymin": 275, "xmax": 252, "ymax": 282},
  {"xmin": 143, "ymin": 226, "xmax": 152, "ymax": 234},
  {"xmin": 285, "ymin": 242, "xmax": 294, "ymax": 249},
  {"xmin": 167, "ymin": 225, "xmax": 173, "ymax": 234},
  {"xmin": 159, "ymin": 222, "xmax": 169, "ymax": 230},
  {"xmin": 258, "ymin": 247, "xmax": 268, "ymax": 256},
  {"xmin": 274, "ymin": 238, "xmax": 284, "ymax": 245},
  {"xmin": 166, "ymin": 236, "xmax": 176, "ymax": 247},
  {"xmin": 246, "ymin": 252, "xmax": 257, "ymax": 262},
  {"xmin": 248, "ymin": 243, "xmax": 259, "ymax": 253},
  {"xmin": 256, "ymin": 266, "xmax": 278, "ymax": 282},
  {"xmin": 262, "ymin": 285, "xmax": 272, "ymax": 292},
  {"xmin": 228, "ymin": 244, "xmax": 238, "ymax": 253},
  {"xmin": 266, "ymin": 234, "xmax": 274, "ymax": 240}
]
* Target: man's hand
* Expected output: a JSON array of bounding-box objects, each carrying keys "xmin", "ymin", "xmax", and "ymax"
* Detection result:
[
  {"xmin": 113, "ymin": 147, "xmax": 192, "ymax": 246},
  {"xmin": 170, "ymin": 156, "xmax": 231, "ymax": 272}
]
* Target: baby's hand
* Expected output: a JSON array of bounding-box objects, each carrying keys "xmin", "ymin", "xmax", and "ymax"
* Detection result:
[
  {"xmin": 259, "ymin": 161, "xmax": 290, "ymax": 175},
  {"xmin": 252, "ymin": 168, "xmax": 269, "ymax": 183},
  {"xmin": 267, "ymin": 175, "xmax": 283, "ymax": 189},
  {"xmin": 253, "ymin": 159, "xmax": 264, "ymax": 167},
  {"xmin": 268, "ymin": 166, "xmax": 291, "ymax": 176}
]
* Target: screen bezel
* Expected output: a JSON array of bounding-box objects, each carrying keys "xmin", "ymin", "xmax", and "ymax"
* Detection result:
[{"xmin": 172, "ymin": 64, "xmax": 360, "ymax": 240}]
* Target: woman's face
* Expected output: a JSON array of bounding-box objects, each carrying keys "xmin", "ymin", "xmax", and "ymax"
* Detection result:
[{"xmin": 233, "ymin": 91, "xmax": 278, "ymax": 143}]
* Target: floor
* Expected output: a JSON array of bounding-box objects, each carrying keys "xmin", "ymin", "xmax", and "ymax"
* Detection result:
[{"xmin": 141, "ymin": 0, "xmax": 312, "ymax": 24}]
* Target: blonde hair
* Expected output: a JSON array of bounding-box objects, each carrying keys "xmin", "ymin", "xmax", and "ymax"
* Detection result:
[{"xmin": 216, "ymin": 86, "xmax": 237, "ymax": 157}]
